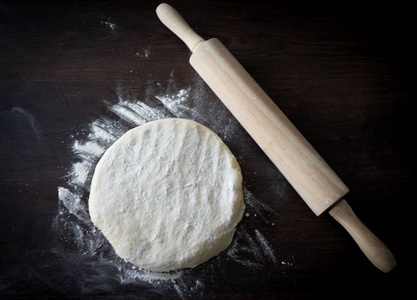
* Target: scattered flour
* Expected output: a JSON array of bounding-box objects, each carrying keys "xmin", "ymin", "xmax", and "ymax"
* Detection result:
[
  {"xmin": 72, "ymin": 140, "xmax": 105, "ymax": 159},
  {"xmin": 101, "ymin": 17, "xmax": 119, "ymax": 30},
  {"xmin": 244, "ymin": 187, "xmax": 280, "ymax": 223},
  {"xmin": 56, "ymin": 71, "xmax": 284, "ymax": 297},
  {"xmin": 136, "ymin": 46, "xmax": 151, "ymax": 59},
  {"xmin": 255, "ymin": 229, "xmax": 278, "ymax": 264},
  {"xmin": 10, "ymin": 106, "xmax": 47, "ymax": 155}
]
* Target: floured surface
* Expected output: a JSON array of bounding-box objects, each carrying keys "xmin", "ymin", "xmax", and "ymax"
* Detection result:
[
  {"xmin": 55, "ymin": 80, "xmax": 285, "ymax": 297},
  {"xmin": 89, "ymin": 118, "xmax": 245, "ymax": 272}
]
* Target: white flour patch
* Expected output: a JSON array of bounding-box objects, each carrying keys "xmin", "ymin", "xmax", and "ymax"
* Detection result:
[
  {"xmin": 225, "ymin": 226, "xmax": 278, "ymax": 269},
  {"xmin": 155, "ymin": 88, "xmax": 192, "ymax": 117},
  {"xmin": 255, "ymin": 229, "xmax": 277, "ymax": 264},
  {"xmin": 89, "ymin": 119, "xmax": 119, "ymax": 142},
  {"xmin": 101, "ymin": 17, "xmax": 119, "ymax": 30},
  {"xmin": 136, "ymin": 46, "xmax": 151, "ymax": 59},
  {"xmin": 56, "ymin": 74, "xmax": 283, "ymax": 297},
  {"xmin": 69, "ymin": 161, "xmax": 92, "ymax": 186},
  {"xmin": 58, "ymin": 187, "xmax": 89, "ymax": 223},
  {"xmin": 244, "ymin": 187, "xmax": 279, "ymax": 223},
  {"xmin": 72, "ymin": 140, "xmax": 105, "ymax": 160}
]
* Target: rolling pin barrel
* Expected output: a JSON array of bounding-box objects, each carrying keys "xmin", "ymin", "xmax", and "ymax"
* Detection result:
[
  {"xmin": 157, "ymin": 3, "xmax": 348, "ymax": 215},
  {"xmin": 190, "ymin": 38, "xmax": 349, "ymax": 216},
  {"xmin": 156, "ymin": 3, "xmax": 396, "ymax": 272}
]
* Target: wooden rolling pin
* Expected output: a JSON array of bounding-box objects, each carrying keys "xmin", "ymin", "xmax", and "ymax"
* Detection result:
[{"xmin": 156, "ymin": 3, "xmax": 396, "ymax": 273}]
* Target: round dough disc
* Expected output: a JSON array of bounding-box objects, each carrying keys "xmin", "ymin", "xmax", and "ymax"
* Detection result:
[{"xmin": 89, "ymin": 118, "xmax": 245, "ymax": 272}]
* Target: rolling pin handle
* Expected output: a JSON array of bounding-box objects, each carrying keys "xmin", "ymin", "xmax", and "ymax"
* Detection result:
[
  {"xmin": 329, "ymin": 200, "xmax": 397, "ymax": 273},
  {"xmin": 156, "ymin": 3, "xmax": 205, "ymax": 52}
]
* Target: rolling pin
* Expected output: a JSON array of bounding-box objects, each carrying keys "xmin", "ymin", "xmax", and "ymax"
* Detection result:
[{"xmin": 156, "ymin": 3, "xmax": 396, "ymax": 273}]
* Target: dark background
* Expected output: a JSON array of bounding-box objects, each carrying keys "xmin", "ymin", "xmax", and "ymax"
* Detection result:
[{"xmin": 1, "ymin": 0, "xmax": 414, "ymax": 298}]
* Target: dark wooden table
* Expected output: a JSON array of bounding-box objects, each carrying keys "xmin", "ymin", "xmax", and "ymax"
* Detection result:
[{"xmin": 1, "ymin": 0, "xmax": 413, "ymax": 298}]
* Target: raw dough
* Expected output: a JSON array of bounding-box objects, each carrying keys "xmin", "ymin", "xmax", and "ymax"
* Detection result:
[{"xmin": 89, "ymin": 118, "xmax": 245, "ymax": 272}]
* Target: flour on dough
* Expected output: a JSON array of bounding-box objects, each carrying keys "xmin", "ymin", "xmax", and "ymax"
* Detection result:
[{"xmin": 89, "ymin": 118, "xmax": 245, "ymax": 272}]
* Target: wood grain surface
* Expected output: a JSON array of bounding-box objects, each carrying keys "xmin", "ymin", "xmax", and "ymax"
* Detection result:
[{"xmin": 1, "ymin": 0, "xmax": 413, "ymax": 298}]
